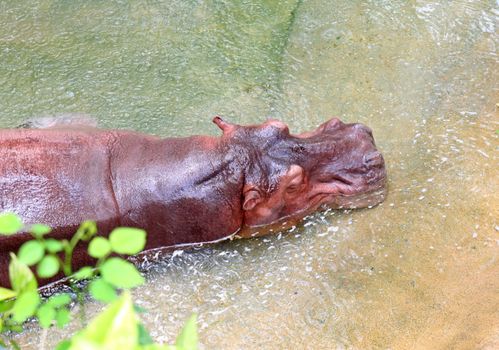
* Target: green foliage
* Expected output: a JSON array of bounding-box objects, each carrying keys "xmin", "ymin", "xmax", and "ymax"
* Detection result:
[
  {"xmin": 109, "ymin": 227, "xmax": 146, "ymax": 255},
  {"xmin": 75, "ymin": 221, "xmax": 98, "ymax": 241},
  {"xmin": 54, "ymin": 340, "xmax": 71, "ymax": 350},
  {"xmin": 58, "ymin": 293, "xmax": 198, "ymax": 350},
  {"xmin": 175, "ymin": 314, "xmax": 198, "ymax": 350},
  {"xmin": 29, "ymin": 224, "xmax": 52, "ymax": 238},
  {"xmin": 138, "ymin": 323, "xmax": 154, "ymax": 345},
  {"xmin": 18, "ymin": 241, "xmax": 45, "ymax": 266},
  {"xmin": 34, "ymin": 293, "xmax": 73, "ymax": 330},
  {"xmin": 0, "ymin": 215, "xmax": 146, "ymax": 342},
  {"xmin": 0, "ymin": 213, "xmax": 23, "ymax": 235},
  {"xmin": 0, "ymin": 288, "xmax": 16, "ymax": 301},
  {"xmin": 67, "ymin": 292, "xmax": 139, "ymax": 349},
  {"xmin": 47, "ymin": 294, "xmax": 72, "ymax": 308},
  {"xmin": 89, "ymin": 279, "xmax": 117, "ymax": 303},
  {"xmin": 37, "ymin": 255, "xmax": 60, "ymax": 278},
  {"xmin": 37, "ymin": 303, "xmax": 56, "ymax": 328},
  {"xmin": 100, "ymin": 258, "xmax": 144, "ymax": 289},
  {"xmin": 11, "ymin": 291, "xmax": 40, "ymax": 323},
  {"xmin": 73, "ymin": 267, "xmax": 94, "ymax": 280},
  {"xmin": 0, "ymin": 253, "xmax": 40, "ymax": 334},
  {"xmin": 0, "ymin": 213, "xmax": 199, "ymax": 350},
  {"xmin": 8, "ymin": 253, "xmax": 38, "ymax": 294},
  {"xmin": 88, "ymin": 237, "xmax": 111, "ymax": 258},
  {"xmin": 44, "ymin": 239, "xmax": 64, "ymax": 253},
  {"xmin": 55, "ymin": 308, "xmax": 71, "ymax": 329}
]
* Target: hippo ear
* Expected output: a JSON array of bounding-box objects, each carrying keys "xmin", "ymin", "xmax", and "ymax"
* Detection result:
[
  {"xmin": 213, "ymin": 116, "xmax": 236, "ymax": 134},
  {"xmin": 320, "ymin": 118, "xmax": 343, "ymax": 133},
  {"xmin": 242, "ymin": 186, "xmax": 263, "ymax": 211}
]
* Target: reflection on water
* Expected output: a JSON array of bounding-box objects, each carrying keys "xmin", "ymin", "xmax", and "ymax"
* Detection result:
[{"xmin": 2, "ymin": 0, "xmax": 498, "ymax": 349}]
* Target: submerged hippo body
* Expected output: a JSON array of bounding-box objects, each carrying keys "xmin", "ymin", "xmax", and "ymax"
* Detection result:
[{"xmin": 0, "ymin": 117, "xmax": 387, "ymax": 287}]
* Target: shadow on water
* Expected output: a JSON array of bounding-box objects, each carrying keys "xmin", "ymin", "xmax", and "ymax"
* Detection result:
[{"xmin": 1, "ymin": 0, "xmax": 497, "ymax": 349}]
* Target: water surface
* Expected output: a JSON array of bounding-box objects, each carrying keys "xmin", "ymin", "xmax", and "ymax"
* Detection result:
[{"xmin": 1, "ymin": 0, "xmax": 497, "ymax": 349}]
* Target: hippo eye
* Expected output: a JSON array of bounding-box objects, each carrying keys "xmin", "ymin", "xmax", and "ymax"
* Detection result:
[
  {"xmin": 292, "ymin": 145, "xmax": 305, "ymax": 153},
  {"xmin": 317, "ymin": 174, "xmax": 353, "ymax": 185}
]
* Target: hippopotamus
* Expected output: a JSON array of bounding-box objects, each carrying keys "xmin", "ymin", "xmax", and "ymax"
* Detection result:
[{"xmin": 0, "ymin": 116, "xmax": 387, "ymax": 287}]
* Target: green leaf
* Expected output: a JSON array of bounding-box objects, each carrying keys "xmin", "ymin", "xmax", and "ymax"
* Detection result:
[
  {"xmin": 0, "ymin": 299, "xmax": 15, "ymax": 313},
  {"xmin": 48, "ymin": 293, "xmax": 72, "ymax": 308},
  {"xmin": 69, "ymin": 292, "xmax": 138, "ymax": 349},
  {"xmin": 134, "ymin": 304, "xmax": 148, "ymax": 314},
  {"xmin": 37, "ymin": 303, "xmax": 56, "ymax": 328},
  {"xmin": 138, "ymin": 322, "xmax": 154, "ymax": 345},
  {"xmin": 18, "ymin": 240, "xmax": 45, "ymax": 266},
  {"xmin": 72, "ymin": 266, "xmax": 94, "ymax": 280},
  {"xmin": 142, "ymin": 345, "xmax": 177, "ymax": 350},
  {"xmin": 44, "ymin": 239, "xmax": 64, "ymax": 253},
  {"xmin": 11, "ymin": 290, "xmax": 40, "ymax": 323},
  {"xmin": 9, "ymin": 253, "xmax": 38, "ymax": 293},
  {"xmin": 0, "ymin": 287, "xmax": 16, "ymax": 301},
  {"xmin": 0, "ymin": 213, "xmax": 23, "ymax": 235},
  {"xmin": 100, "ymin": 258, "xmax": 144, "ymax": 289},
  {"xmin": 88, "ymin": 237, "xmax": 111, "ymax": 258},
  {"xmin": 175, "ymin": 314, "xmax": 198, "ymax": 350},
  {"xmin": 55, "ymin": 340, "xmax": 72, "ymax": 350},
  {"xmin": 89, "ymin": 279, "xmax": 117, "ymax": 303},
  {"xmin": 76, "ymin": 221, "xmax": 98, "ymax": 241},
  {"xmin": 7, "ymin": 340, "xmax": 22, "ymax": 350},
  {"xmin": 30, "ymin": 224, "xmax": 51, "ymax": 238},
  {"xmin": 8, "ymin": 324, "xmax": 23, "ymax": 333},
  {"xmin": 37, "ymin": 255, "xmax": 60, "ymax": 278},
  {"xmin": 55, "ymin": 308, "xmax": 71, "ymax": 328},
  {"xmin": 109, "ymin": 227, "xmax": 146, "ymax": 255}
]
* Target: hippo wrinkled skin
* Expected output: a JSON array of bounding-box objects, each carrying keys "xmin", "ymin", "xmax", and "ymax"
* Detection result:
[{"xmin": 0, "ymin": 117, "xmax": 387, "ymax": 287}]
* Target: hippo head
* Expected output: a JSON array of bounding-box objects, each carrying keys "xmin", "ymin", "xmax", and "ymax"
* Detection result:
[{"xmin": 213, "ymin": 117, "xmax": 387, "ymax": 235}]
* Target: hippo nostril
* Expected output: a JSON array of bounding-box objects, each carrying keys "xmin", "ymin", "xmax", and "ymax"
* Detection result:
[
  {"xmin": 364, "ymin": 151, "xmax": 383, "ymax": 167},
  {"xmin": 353, "ymin": 123, "xmax": 373, "ymax": 135}
]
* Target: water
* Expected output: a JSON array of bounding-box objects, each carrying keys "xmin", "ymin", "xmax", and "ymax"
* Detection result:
[{"xmin": 1, "ymin": 0, "xmax": 498, "ymax": 348}]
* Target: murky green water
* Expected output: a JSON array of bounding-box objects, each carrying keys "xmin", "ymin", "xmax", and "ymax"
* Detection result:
[{"xmin": 2, "ymin": 0, "xmax": 498, "ymax": 349}]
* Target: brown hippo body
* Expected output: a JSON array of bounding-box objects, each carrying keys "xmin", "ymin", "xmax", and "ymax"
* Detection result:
[
  {"xmin": 0, "ymin": 117, "xmax": 387, "ymax": 287},
  {"xmin": 111, "ymin": 131, "xmax": 244, "ymax": 246}
]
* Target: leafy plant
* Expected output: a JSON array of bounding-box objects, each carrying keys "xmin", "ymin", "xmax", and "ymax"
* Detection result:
[
  {"xmin": 0, "ymin": 212, "xmax": 198, "ymax": 350},
  {"xmin": 57, "ymin": 292, "xmax": 197, "ymax": 350}
]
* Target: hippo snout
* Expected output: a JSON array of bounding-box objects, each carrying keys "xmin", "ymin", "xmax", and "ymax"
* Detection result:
[{"xmin": 352, "ymin": 123, "xmax": 373, "ymax": 136}]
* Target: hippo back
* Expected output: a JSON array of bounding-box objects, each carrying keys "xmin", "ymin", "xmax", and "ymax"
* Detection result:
[
  {"xmin": 0, "ymin": 128, "xmax": 120, "ymax": 228},
  {"xmin": 0, "ymin": 128, "xmax": 121, "ymax": 286}
]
